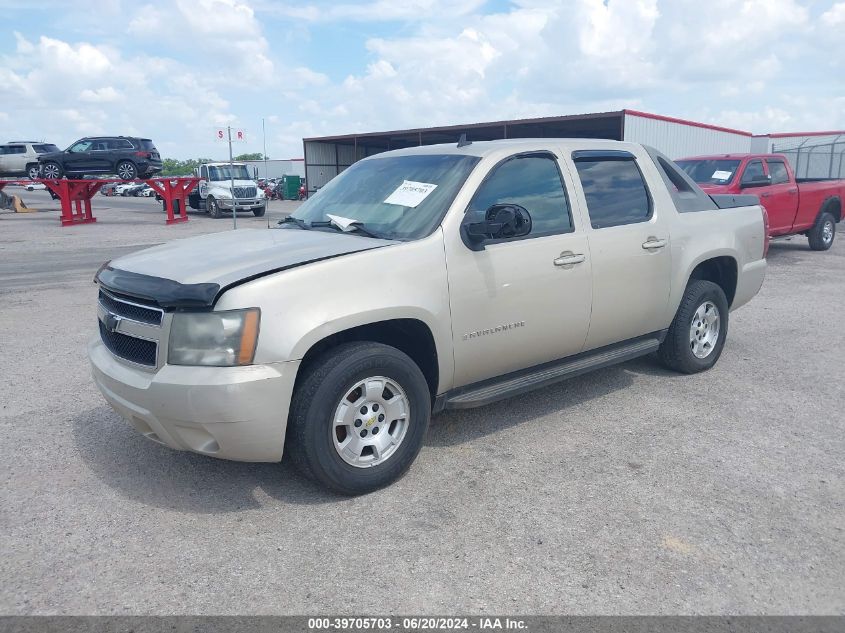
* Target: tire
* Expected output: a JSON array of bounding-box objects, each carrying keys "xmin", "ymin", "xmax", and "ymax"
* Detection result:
[
  {"xmin": 658, "ymin": 280, "xmax": 729, "ymax": 374},
  {"xmin": 26, "ymin": 164, "xmax": 40, "ymax": 180},
  {"xmin": 41, "ymin": 161, "xmax": 62, "ymax": 179},
  {"xmin": 207, "ymin": 196, "xmax": 221, "ymax": 218},
  {"xmin": 808, "ymin": 211, "xmax": 836, "ymax": 251},
  {"xmin": 116, "ymin": 160, "xmax": 137, "ymax": 181},
  {"xmin": 253, "ymin": 205, "xmax": 266, "ymax": 217},
  {"xmin": 286, "ymin": 342, "xmax": 431, "ymax": 495}
]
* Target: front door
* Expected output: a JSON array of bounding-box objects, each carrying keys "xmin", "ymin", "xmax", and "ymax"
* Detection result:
[
  {"xmin": 63, "ymin": 139, "xmax": 98, "ymax": 175},
  {"xmin": 445, "ymin": 151, "xmax": 593, "ymax": 387},
  {"xmin": 570, "ymin": 149, "xmax": 672, "ymax": 351},
  {"xmin": 764, "ymin": 158, "xmax": 799, "ymax": 234}
]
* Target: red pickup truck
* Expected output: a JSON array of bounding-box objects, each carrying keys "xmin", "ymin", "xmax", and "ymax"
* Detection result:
[{"xmin": 676, "ymin": 153, "xmax": 844, "ymax": 251}]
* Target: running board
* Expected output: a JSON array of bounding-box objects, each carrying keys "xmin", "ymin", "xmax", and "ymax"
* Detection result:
[{"xmin": 439, "ymin": 334, "xmax": 663, "ymax": 411}]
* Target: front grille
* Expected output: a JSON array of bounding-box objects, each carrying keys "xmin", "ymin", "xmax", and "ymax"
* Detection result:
[
  {"xmin": 233, "ymin": 186, "xmax": 257, "ymax": 199},
  {"xmin": 98, "ymin": 290, "xmax": 162, "ymax": 326},
  {"xmin": 99, "ymin": 321, "xmax": 157, "ymax": 366}
]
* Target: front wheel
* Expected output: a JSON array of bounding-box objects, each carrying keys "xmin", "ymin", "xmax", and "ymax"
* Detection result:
[
  {"xmin": 658, "ymin": 280, "xmax": 729, "ymax": 374},
  {"xmin": 207, "ymin": 196, "xmax": 221, "ymax": 218},
  {"xmin": 41, "ymin": 162, "xmax": 62, "ymax": 179},
  {"xmin": 253, "ymin": 205, "xmax": 266, "ymax": 217},
  {"xmin": 286, "ymin": 342, "xmax": 431, "ymax": 495},
  {"xmin": 808, "ymin": 211, "xmax": 836, "ymax": 251},
  {"xmin": 26, "ymin": 164, "xmax": 40, "ymax": 180},
  {"xmin": 116, "ymin": 160, "xmax": 137, "ymax": 181}
]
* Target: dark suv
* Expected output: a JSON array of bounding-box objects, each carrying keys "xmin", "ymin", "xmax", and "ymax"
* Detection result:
[{"xmin": 38, "ymin": 136, "xmax": 162, "ymax": 180}]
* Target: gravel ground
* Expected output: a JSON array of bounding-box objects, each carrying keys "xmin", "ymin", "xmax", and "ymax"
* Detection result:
[{"xmin": 1, "ymin": 190, "xmax": 843, "ymax": 615}]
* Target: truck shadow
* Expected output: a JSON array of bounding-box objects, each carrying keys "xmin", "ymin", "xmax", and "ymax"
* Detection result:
[
  {"xmin": 427, "ymin": 356, "xmax": 665, "ymax": 448},
  {"xmin": 71, "ymin": 357, "xmax": 665, "ymax": 512}
]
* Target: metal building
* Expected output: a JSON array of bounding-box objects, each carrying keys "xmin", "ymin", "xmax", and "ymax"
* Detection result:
[
  {"xmin": 302, "ymin": 109, "xmax": 754, "ymax": 194},
  {"xmin": 239, "ymin": 158, "xmax": 305, "ymax": 180}
]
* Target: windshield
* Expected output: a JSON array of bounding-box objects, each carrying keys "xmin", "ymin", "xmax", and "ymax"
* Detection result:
[
  {"xmin": 208, "ymin": 165, "xmax": 251, "ymax": 181},
  {"xmin": 676, "ymin": 159, "xmax": 741, "ymax": 185},
  {"xmin": 289, "ymin": 153, "xmax": 480, "ymax": 240}
]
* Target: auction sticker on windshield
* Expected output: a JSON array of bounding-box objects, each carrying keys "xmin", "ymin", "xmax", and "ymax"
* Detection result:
[
  {"xmin": 712, "ymin": 170, "xmax": 733, "ymax": 181},
  {"xmin": 384, "ymin": 180, "xmax": 438, "ymax": 208}
]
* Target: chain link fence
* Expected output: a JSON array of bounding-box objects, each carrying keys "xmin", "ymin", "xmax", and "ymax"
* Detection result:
[{"xmin": 772, "ymin": 135, "xmax": 845, "ymax": 179}]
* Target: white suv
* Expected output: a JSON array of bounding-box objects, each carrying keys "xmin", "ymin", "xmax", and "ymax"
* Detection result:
[{"xmin": 0, "ymin": 141, "xmax": 60, "ymax": 180}]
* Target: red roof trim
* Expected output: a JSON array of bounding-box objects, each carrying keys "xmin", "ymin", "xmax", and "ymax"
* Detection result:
[
  {"xmin": 623, "ymin": 109, "xmax": 753, "ymax": 137},
  {"xmin": 766, "ymin": 130, "xmax": 845, "ymax": 138}
]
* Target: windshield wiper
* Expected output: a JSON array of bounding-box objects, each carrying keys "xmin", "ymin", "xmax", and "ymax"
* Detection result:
[
  {"xmin": 311, "ymin": 214, "xmax": 384, "ymax": 239},
  {"xmin": 277, "ymin": 216, "xmax": 310, "ymax": 230}
]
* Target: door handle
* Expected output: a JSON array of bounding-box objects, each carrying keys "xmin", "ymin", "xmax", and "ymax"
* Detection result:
[
  {"xmin": 553, "ymin": 252, "xmax": 586, "ymax": 267},
  {"xmin": 788, "ymin": 188, "xmax": 798, "ymax": 194},
  {"xmin": 760, "ymin": 192, "xmax": 771, "ymax": 198},
  {"xmin": 642, "ymin": 238, "xmax": 667, "ymax": 250}
]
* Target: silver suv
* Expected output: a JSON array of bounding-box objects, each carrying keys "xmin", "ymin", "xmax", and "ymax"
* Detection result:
[{"xmin": 0, "ymin": 141, "xmax": 60, "ymax": 179}]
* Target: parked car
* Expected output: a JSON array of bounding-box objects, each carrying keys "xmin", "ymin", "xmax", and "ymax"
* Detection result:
[
  {"xmin": 122, "ymin": 183, "xmax": 147, "ymax": 196},
  {"xmin": 90, "ymin": 139, "xmax": 767, "ymax": 494},
  {"xmin": 676, "ymin": 153, "xmax": 844, "ymax": 250},
  {"xmin": 140, "ymin": 185, "xmax": 157, "ymax": 197},
  {"xmin": 100, "ymin": 182, "xmax": 120, "ymax": 196},
  {"xmin": 0, "ymin": 141, "xmax": 61, "ymax": 179},
  {"xmin": 38, "ymin": 136, "xmax": 162, "ymax": 181},
  {"xmin": 25, "ymin": 182, "xmax": 47, "ymax": 191}
]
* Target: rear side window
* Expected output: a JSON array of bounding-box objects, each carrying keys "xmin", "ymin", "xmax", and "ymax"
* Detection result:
[
  {"xmin": 33, "ymin": 144, "xmax": 60, "ymax": 153},
  {"xmin": 573, "ymin": 156, "xmax": 652, "ymax": 229},
  {"xmin": 107, "ymin": 138, "xmax": 134, "ymax": 150},
  {"xmin": 468, "ymin": 154, "xmax": 572, "ymax": 235},
  {"xmin": 767, "ymin": 160, "xmax": 789, "ymax": 185},
  {"xmin": 6, "ymin": 145, "xmax": 26, "ymax": 154}
]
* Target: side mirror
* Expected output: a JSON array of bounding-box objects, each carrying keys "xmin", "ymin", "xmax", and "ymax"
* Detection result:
[
  {"xmin": 741, "ymin": 174, "xmax": 771, "ymax": 189},
  {"xmin": 461, "ymin": 203, "xmax": 532, "ymax": 250}
]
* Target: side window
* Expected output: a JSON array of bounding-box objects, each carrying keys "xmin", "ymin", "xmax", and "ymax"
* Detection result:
[
  {"xmin": 741, "ymin": 160, "xmax": 765, "ymax": 185},
  {"xmin": 573, "ymin": 158, "xmax": 652, "ymax": 229},
  {"xmin": 766, "ymin": 160, "xmax": 789, "ymax": 185},
  {"xmin": 468, "ymin": 154, "xmax": 572, "ymax": 235},
  {"xmin": 8, "ymin": 145, "xmax": 26, "ymax": 154},
  {"xmin": 69, "ymin": 141, "xmax": 92, "ymax": 153},
  {"xmin": 0, "ymin": 146, "xmax": 9, "ymax": 155}
]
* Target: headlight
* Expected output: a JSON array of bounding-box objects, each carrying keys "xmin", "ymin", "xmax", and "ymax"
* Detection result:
[{"xmin": 168, "ymin": 308, "xmax": 260, "ymax": 366}]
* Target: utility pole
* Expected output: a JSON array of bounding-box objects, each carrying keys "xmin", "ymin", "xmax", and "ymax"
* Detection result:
[
  {"xmin": 262, "ymin": 118, "xmax": 268, "ymax": 180},
  {"xmin": 227, "ymin": 126, "xmax": 237, "ymax": 230}
]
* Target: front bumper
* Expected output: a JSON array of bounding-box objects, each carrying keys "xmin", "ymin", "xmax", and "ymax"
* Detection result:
[
  {"xmin": 219, "ymin": 198, "xmax": 265, "ymax": 210},
  {"xmin": 89, "ymin": 337, "xmax": 299, "ymax": 462}
]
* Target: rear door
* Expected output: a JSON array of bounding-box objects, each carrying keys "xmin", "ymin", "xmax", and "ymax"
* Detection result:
[
  {"xmin": 4, "ymin": 144, "xmax": 27, "ymax": 174},
  {"xmin": 570, "ymin": 149, "xmax": 672, "ymax": 351},
  {"xmin": 764, "ymin": 158, "xmax": 799, "ymax": 234}
]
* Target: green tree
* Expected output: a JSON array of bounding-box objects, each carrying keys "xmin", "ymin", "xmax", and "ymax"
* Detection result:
[{"xmin": 234, "ymin": 152, "xmax": 265, "ymax": 161}]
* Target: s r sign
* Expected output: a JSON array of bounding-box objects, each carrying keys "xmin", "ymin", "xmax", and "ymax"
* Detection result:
[{"xmin": 214, "ymin": 128, "xmax": 247, "ymax": 142}]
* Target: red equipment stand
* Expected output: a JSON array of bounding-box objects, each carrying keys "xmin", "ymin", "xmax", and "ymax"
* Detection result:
[
  {"xmin": 42, "ymin": 179, "xmax": 104, "ymax": 226},
  {"xmin": 146, "ymin": 178, "xmax": 201, "ymax": 225},
  {"xmin": 5, "ymin": 177, "xmax": 202, "ymax": 226}
]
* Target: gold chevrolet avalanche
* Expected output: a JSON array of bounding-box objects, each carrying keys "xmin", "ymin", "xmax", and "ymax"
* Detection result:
[{"xmin": 90, "ymin": 139, "xmax": 768, "ymax": 494}]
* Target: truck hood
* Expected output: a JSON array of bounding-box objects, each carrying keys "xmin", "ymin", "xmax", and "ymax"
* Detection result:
[
  {"xmin": 97, "ymin": 228, "xmax": 397, "ymax": 308},
  {"xmin": 207, "ymin": 179, "xmax": 256, "ymax": 188}
]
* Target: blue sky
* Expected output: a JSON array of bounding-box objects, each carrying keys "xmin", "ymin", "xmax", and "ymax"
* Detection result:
[{"xmin": 1, "ymin": 0, "xmax": 843, "ymax": 159}]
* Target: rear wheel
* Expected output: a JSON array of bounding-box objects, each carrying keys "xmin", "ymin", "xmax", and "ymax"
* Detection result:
[
  {"xmin": 41, "ymin": 162, "xmax": 62, "ymax": 179},
  {"xmin": 658, "ymin": 280, "xmax": 729, "ymax": 374},
  {"xmin": 116, "ymin": 160, "xmax": 137, "ymax": 181},
  {"xmin": 207, "ymin": 196, "xmax": 222, "ymax": 218},
  {"xmin": 26, "ymin": 164, "xmax": 40, "ymax": 180},
  {"xmin": 286, "ymin": 342, "xmax": 431, "ymax": 495},
  {"xmin": 808, "ymin": 211, "xmax": 836, "ymax": 251}
]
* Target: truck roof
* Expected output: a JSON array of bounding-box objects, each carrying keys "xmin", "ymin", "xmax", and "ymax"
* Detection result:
[
  {"xmin": 678, "ymin": 153, "xmax": 789, "ymax": 161},
  {"xmin": 363, "ymin": 138, "xmax": 647, "ymax": 161}
]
